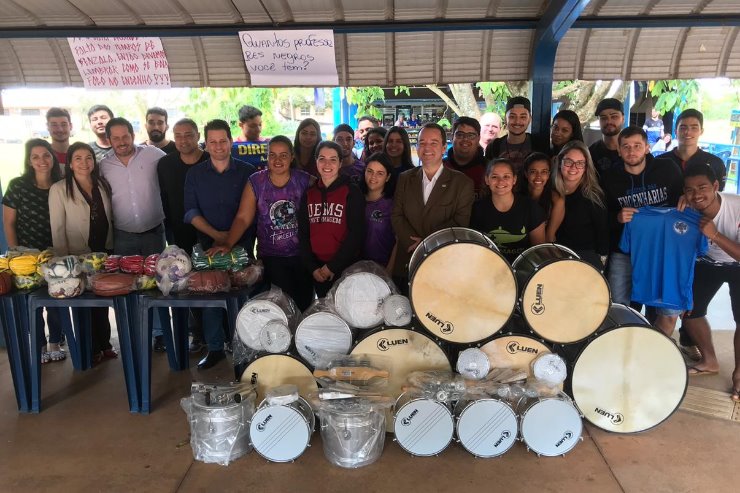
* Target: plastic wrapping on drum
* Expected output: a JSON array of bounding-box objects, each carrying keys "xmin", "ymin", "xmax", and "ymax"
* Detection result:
[
  {"xmin": 531, "ymin": 352, "xmax": 568, "ymax": 387},
  {"xmin": 404, "ymin": 370, "xmax": 466, "ymax": 403},
  {"xmin": 295, "ymin": 299, "xmax": 354, "ymax": 369},
  {"xmin": 381, "ymin": 294, "xmax": 412, "ymax": 327},
  {"xmin": 328, "ymin": 260, "xmax": 397, "ymax": 329},
  {"xmin": 232, "ymin": 286, "xmax": 301, "ymax": 366}
]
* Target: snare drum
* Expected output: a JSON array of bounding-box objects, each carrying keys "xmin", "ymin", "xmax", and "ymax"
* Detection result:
[
  {"xmin": 512, "ymin": 244, "xmax": 610, "ymax": 344},
  {"xmin": 454, "ymin": 396, "xmax": 518, "ymax": 457},
  {"xmin": 409, "ymin": 228, "xmax": 516, "ymax": 344},
  {"xmin": 571, "ymin": 325, "xmax": 687, "ymax": 433},
  {"xmin": 240, "ymin": 355, "xmax": 318, "ymax": 402},
  {"xmin": 393, "ymin": 392, "xmax": 454, "ymax": 456},
  {"xmin": 295, "ymin": 311, "xmax": 353, "ymax": 368},
  {"xmin": 518, "ymin": 393, "xmax": 582, "ymax": 456},
  {"xmin": 249, "ymin": 393, "xmax": 315, "ymax": 462},
  {"xmin": 351, "ymin": 328, "xmax": 451, "ymax": 432}
]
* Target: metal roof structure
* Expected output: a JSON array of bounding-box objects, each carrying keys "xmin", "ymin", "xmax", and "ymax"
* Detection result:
[{"xmin": 0, "ymin": 0, "xmax": 739, "ymax": 89}]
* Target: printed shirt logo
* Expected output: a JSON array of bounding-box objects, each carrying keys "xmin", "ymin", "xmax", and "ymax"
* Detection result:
[
  {"xmin": 269, "ymin": 199, "xmax": 298, "ymax": 244},
  {"xmin": 673, "ymin": 220, "xmax": 689, "ymax": 235}
]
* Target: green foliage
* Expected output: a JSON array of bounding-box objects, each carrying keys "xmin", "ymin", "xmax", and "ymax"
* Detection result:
[
  {"xmin": 394, "ymin": 85, "xmax": 411, "ymax": 96},
  {"xmin": 650, "ymin": 80, "xmax": 699, "ymax": 115},
  {"xmin": 476, "ymin": 82, "xmax": 511, "ymax": 115},
  {"xmin": 437, "ymin": 118, "xmax": 452, "ymax": 129},
  {"xmin": 345, "ymin": 87, "xmax": 385, "ymax": 119}
]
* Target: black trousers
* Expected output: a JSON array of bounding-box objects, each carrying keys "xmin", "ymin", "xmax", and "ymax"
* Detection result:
[{"xmin": 262, "ymin": 256, "xmax": 315, "ymax": 311}]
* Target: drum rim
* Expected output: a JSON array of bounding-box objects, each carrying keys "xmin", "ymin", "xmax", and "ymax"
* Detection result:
[
  {"xmin": 519, "ymin": 396, "xmax": 583, "ymax": 456},
  {"xmin": 294, "ymin": 313, "xmax": 354, "ymax": 366},
  {"xmin": 296, "ymin": 311, "xmax": 352, "ymax": 335},
  {"xmin": 408, "ymin": 227, "xmax": 498, "ymax": 278},
  {"xmin": 393, "ymin": 397, "xmax": 454, "ymax": 456},
  {"xmin": 455, "ymin": 398, "xmax": 518, "ymax": 457},
  {"xmin": 569, "ymin": 325, "xmax": 689, "ymax": 434},
  {"xmin": 249, "ymin": 403, "xmax": 312, "ymax": 462},
  {"xmin": 511, "ymin": 243, "xmax": 580, "ymax": 270},
  {"xmin": 517, "ymin": 258, "xmax": 611, "ymax": 344}
]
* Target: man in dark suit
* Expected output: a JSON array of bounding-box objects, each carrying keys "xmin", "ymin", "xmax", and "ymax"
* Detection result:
[{"xmin": 391, "ymin": 123, "xmax": 475, "ymax": 292}]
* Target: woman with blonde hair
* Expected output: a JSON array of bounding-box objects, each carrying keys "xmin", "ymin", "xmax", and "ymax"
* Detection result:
[{"xmin": 553, "ymin": 140, "xmax": 608, "ymax": 269}]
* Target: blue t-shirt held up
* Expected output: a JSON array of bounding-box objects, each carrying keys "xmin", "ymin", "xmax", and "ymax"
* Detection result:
[{"xmin": 619, "ymin": 206, "xmax": 708, "ymax": 310}]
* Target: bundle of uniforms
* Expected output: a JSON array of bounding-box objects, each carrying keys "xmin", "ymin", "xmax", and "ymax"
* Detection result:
[{"xmin": 0, "ymin": 248, "xmax": 54, "ymax": 291}]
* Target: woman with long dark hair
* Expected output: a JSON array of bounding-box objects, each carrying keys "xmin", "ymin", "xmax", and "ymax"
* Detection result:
[
  {"xmin": 3, "ymin": 139, "xmax": 64, "ymax": 363},
  {"xmin": 360, "ymin": 152, "xmax": 396, "ymax": 271},
  {"xmin": 550, "ymin": 110, "xmax": 584, "ymax": 156},
  {"xmin": 362, "ymin": 127, "xmax": 387, "ymax": 161},
  {"xmin": 49, "ymin": 142, "xmax": 116, "ymax": 362},
  {"xmin": 293, "ymin": 118, "xmax": 321, "ymax": 177},
  {"xmin": 520, "ymin": 152, "xmax": 564, "ymax": 241},
  {"xmin": 382, "ymin": 126, "xmax": 415, "ymax": 197}
]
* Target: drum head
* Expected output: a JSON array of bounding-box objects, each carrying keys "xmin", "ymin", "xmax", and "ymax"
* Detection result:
[
  {"xmin": 250, "ymin": 405, "xmax": 311, "ymax": 462},
  {"xmin": 479, "ymin": 334, "xmax": 552, "ymax": 378},
  {"xmin": 520, "ymin": 398, "xmax": 582, "ymax": 456},
  {"xmin": 334, "ymin": 272, "xmax": 392, "ymax": 328},
  {"xmin": 351, "ymin": 329, "xmax": 450, "ymax": 432},
  {"xmin": 411, "ymin": 243, "xmax": 516, "ymax": 343},
  {"xmin": 571, "ymin": 326, "xmax": 687, "ymax": 433},
  {"xmin": 240, "ymin": 355, "xmax": 318, "ymax": 402},
  {"xmin": 394, "ymin": 399, "xmax": 454, "ymax": 456},
  {"xmin": 521, "ymin": 260, "xmax": 610, "ymax": 343},
  {"xmin": 236, "ymin": 300, "xmax": 289, "ymax": 350},
  {"xmin": 456, "ymin": 399, "xmax": 518, "ymax": 457},
  {"xmin": 295, "ymin": 312, "xmax": 353, "ymax": 368}
]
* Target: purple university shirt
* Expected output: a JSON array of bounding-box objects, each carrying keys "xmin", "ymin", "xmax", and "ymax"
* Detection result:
[
  {"xmin": 363, "ymin": 196, "xmax": 395, "ymax": 266},
  {"xmin": 250, "ymin": 169, "xmax": 312, "ymax": 258}
]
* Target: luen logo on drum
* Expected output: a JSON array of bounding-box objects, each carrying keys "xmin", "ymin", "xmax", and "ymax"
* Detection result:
[
  {"xmin": 555, "ymin": 430, "xmax": 573, "ymax": 447},
  {"xmin": 376, "ymin": 337, "xmax": 409, "ymax": 351},
  {"xmin": 426, "ymin": 312, "xmax": 454, "ymax": 334},
  {"xmin": 250, "ymin": 307, "xmax": 270, "ymax": 314},
  {"xmin": 594, "ymin": 407, "xmax": 624, "ymax": 425},
  {"xmin": 506, "ymin": 341, "xmax": 539, "ymax": 355},
  {"xmin": 530, "ymin": 284, "xmax": 545, "ymax": 315},
  {"xmin": 401, "ymin": 409, "xmax": 418, "ymax": 426},
  {"xmin": 303, "ymin": 345, "xmax": 317, "ymax": 359},
  {"xmin": 494, "ymin": 430, "xmax": 511, "ymax": 447},
  {"xmin": 250, "ymin": 372, "xmax": 258, "ymax": 385},
  {"xmin": 256, "ymin": 414, "xmax": 272, "ymax": 432}
]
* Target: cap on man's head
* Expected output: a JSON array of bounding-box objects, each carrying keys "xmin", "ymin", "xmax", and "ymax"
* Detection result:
[
  {"xmin": 506, "ymin": 96, "xmax": 531, "ymax": 113},
  {"xmin": 595, "ymin": 98, "xmax": 623, "ymax": 116}
]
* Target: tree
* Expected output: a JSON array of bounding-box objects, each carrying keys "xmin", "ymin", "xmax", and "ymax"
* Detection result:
[{"xmin": 649, "ymin": 80, "xmax": 699, "ymax": 115}]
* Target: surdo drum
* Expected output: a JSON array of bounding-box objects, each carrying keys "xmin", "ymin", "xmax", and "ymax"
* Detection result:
[
  {"xmin": 240, "ymin": 355, "xmax": 318, "ymax": 403},
  {"xmin": 393, "ymin": 391, "xmax": 454, "ymax": 456},
  {"xmin": 571, "ymin": 322, "xmax": 687, "ymax": 433},
  {"xmin": 409, "ymin": 228, "xmax": 517, "ymax": 344},
  {"xmin": 478, "ymin": 332, "xmax": 553, "ymax": 380},
  {"xmin": 512, "ymin": 244, "xmax": 610, "ymax": 344},
  {"xmin": 454, "ymin": 395, "xmax": 518, "ymax": 457}
]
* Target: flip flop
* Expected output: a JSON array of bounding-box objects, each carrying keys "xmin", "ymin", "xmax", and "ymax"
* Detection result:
[
  {"xmin": 687, "ymin": 366, "xmax": 719, "ymax": 376},
  {"xmin": 731, "ymin": 389, "xmax": 740, "ymax": 403}
]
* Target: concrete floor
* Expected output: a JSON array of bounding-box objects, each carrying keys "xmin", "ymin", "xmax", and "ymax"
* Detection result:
[{"xmin": 0, "ymin": 324, "xmax": 739, "ymax": 493}]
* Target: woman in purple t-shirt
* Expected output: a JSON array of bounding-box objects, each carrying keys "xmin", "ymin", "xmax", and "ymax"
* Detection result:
[
  {"xmin": 211, "ymin": 135, "xmax": 315, "ymax": 310},
  {"xmin": 361, "ymin": 152, "xmax": 397, "ymax": 271}
]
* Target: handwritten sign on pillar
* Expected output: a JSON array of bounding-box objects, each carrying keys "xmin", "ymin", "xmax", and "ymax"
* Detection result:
[
  {"xmin": 67, "ymin": 37, "xmax": 171, "ymax": 89},
  {"xmin": 239, "ymin": 30, "xmax": 338, "ymax": 86}
]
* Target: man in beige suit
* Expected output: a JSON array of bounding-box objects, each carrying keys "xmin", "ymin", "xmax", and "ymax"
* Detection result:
[{"xmin": 392, "ymin": 123, "xmax": 475, "ymax": 292}]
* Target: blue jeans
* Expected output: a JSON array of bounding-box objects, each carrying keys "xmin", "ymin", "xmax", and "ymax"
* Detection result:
[
  {"xmin": 607, "ymin": 252, "xmax": 632, "ymax": 306},
  {"xmin": 202, "ymin": 308, "xmax": 225, "ymax": 352}
]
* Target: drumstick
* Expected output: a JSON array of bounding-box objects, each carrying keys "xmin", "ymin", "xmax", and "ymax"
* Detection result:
[{"xmin": 313, "ymin": 367, "xmax": 390, "ymax": 381}]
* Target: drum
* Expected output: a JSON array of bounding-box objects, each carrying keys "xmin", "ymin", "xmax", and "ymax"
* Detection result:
[
  {"xmin": 518, "ymin": 393, "xmax": 582, "ymax": 457},
  {"xmin": 351, "ymin": 328, "xmax": 451, "ymax": 432},
  {"xmin": 295, "ymin": 311, "xmax": 353, "ymax": 368},
  {"xmin": 393, "ymin": 392, "xmax": 454, "ymax": 456},
  {"xmin": 188, "ymin": 393, "xmax": 255, "ymax": 465},
  {"xmin": 454, "ymin": 396, "xmax": 518, "ymax": 458},
  {"xmin": 512, "ymin": 244, "xmax": 610, "ymax": 344},
  {"xmin": 333, "ymin": 271, "xmax": 393, "ymax": 328},
  {"xmin": 571, "ymin": 325, "xmax": 687, "ymax": 433},
  {"xmin": 236, "ymin": 298, "xmax": 291, "ymax": 352},
  {"xmin": 319, "ymin": 401, "xmax": 386, "ymax": 468},
  {"xmin": 409, "ymin": 228, "xmax": 516, "ymax": 344},
  {"xmin": 249, "ymin": 389, "xmax": 315, "ymax": 462},
  {"xmin": 456, "ymin": 348, "xmax": 491, "ymax": 380},
  {"xmin": 478, "ymin": 333, "xmax": 553, "ymax": 379},
  {"xmin": 382, "ymin": 294, "xmax": 413, "ymax": 327},
  {"xmin": 240, "ymin": 355, "xmax": 318, "ymax": 402}
]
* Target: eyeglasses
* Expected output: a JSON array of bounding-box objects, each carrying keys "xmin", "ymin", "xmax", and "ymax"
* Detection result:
[
  {"xmin": 562, "ymin": 158, "xmax": 586, "ymax": 170},
  {"xmin": 453, "ymin": 131, "xmax": 479, "ymax": 141}
]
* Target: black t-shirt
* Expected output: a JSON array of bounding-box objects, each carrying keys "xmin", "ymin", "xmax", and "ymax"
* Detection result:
[
  {"xmin": 660, "ymin": 148, "xmax": 727, "ymax": 191},
  {"xmin": 589, "ymin": 140, "xmax": 621, "ymax": 176},
  {"xmin": 141, "ymin": 141, "xmax": 177, "ymax": 155},
  {"xmin": 470, "ymin": 194, "xmax": 545, "ymax": 263},
  {"xmin": 157, "ymin": 150, "xmax": 210, "ymax": 250},
  {"xmin": 2, "ymin": 176, "xmax": 55, "ymax": 250},
  {"xmin": 556, "ymin": 188, "xmax": 609, "ymax": 255},
  {"xmin": 485, "ymin": 133, "xmax": 549, "ymax": 172}
]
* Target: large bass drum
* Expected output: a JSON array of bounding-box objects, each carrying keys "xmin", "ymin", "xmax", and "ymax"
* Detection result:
[
  {"xmin": 478, "ymin": 329, "xmax": 554, "ymax": 379},
  {"xmin": 512, "ymin": 244, "xmax": 610, "ymax": 344},
  {"xmin": 570, "ymin": 325, "xmax": 687, "ymax": 433},
  {"xmin": 239, "ymin": 355, "xmax": 318, "ymax": 402},
  {"xmin": 409, "ymin": 228, "xmax": 517, "ymax": 344}
]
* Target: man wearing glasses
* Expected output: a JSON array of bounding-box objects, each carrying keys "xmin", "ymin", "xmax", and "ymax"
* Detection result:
[
  {"xmin": 590, "ymin": 98, "xmax": 625, "ymax": 175},
  {"xmin": 601, "ymin": 127, "xmax": 683, "ymax": 332},
  {"xmin": 484, "ymin": 96, "xmax": 548, "ymax": 171},
  {"xmin": 443, "ymin": 117, "xmax": 487, "ymax": 198}
]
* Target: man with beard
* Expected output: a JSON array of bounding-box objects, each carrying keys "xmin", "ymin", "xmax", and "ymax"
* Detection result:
[
  {"xmin": 87, "ymin": 105, "xmax": 114, "ymax": 162},
  {"xmin": 143, "ymin": 107, "xmax": 176, "ymax": 154},
  {"xmin": 444, "ymin": 116, "xmax": 487, "ymax": 198},
  {"xmin": 46, "ymin": 107, "xmax": 72, "ymax": 173},
  {"xmin": 484, "ymin": 97, "xmax": 547, "ymax": 171},
  {"xmin": 590, "ymin": 98, "xmax": 625, "ymax": 175},
  {"xmin": 333, "ymin": 123, "xmax": 365, "ymax": 184},
  {"xmin": 601, "ymin": 127, "xmax": 683, "ymax": 334},
  {"xmin": 479, "ymin": 112, "xmax": 502, "ymax": 150},
  {"xmin": 353, "ymin": 115, "xmax": 379, "ymax": 158}
]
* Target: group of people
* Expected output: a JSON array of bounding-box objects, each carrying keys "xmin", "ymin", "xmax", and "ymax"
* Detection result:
[{"xmin": 2, "ymin": 97, "xmax": 738, "ymax": 399}]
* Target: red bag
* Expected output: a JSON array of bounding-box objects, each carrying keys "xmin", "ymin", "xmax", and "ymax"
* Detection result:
[
  {"xmin": 90, "ymin": 273, "xmax": 137, "ymax": 297},
  {"xmin": 188, "ymin": 270, "xmax": 231, "ymax": 294}
]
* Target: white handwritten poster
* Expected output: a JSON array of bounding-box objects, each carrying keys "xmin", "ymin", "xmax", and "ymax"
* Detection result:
[
  {"xmin": 239, "ymin": 30, "xmax": 338, "ymax": 86},
  {"xmin": 68, "ymin": 37, "xmax": 171, "ymax": 89}
]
